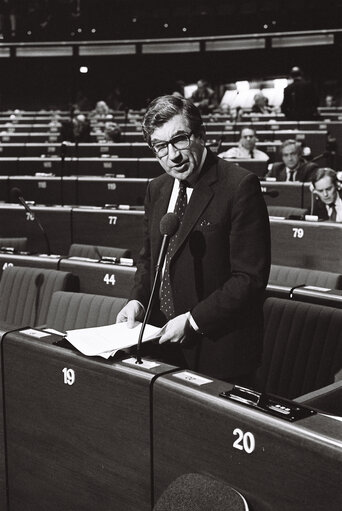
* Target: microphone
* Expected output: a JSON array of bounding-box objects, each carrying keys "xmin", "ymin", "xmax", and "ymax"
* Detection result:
[
  {"xmin": 11, "ymin": 187, "xmax": 51, "ymax": 255},
  {"xmin": 135, "ymin": 212, "xmax": 179, "ymax": 364}
]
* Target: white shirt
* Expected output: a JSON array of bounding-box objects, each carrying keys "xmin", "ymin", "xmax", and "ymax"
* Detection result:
[
  {"xmin": 218, "ymin": 145, "xmax": 269, "ymax": 161},
  {"xmin": 326, "ymin": 194, "xmax": 342, "ymax": 222}
]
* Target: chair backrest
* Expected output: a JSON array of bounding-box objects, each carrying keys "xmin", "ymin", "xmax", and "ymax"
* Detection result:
[
  {"xmin": 0, "ymin": 237, "xmax": 28, "ymax": 252},
  {"xmin": 68, "ymin": 243, "xmax": 131, "ymax": 259},
  {"xmin": 269, "ymin": 264, "xmax": 342, "ymax": 290},
  {"xmin": 267, "ymin": 206, "xmax": 308, "ymax": 218},
  {"xmin": 46, "ymin": 291, "xmax": 128, "ymax": 331},
  {"xmin": 256, "ymin": 297, "xmax": 342, "ymax": 399},
  {"xmin": 0, "ymin": 266, "xmax": 78, "ymax": 328},
  {"xmin": 153, "ymin": 473, "xmax": 249, "ymax": 511}
]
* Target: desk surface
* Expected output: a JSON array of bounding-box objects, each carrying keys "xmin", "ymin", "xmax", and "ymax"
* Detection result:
[{"xmin": 270, "ymin": 218, "xmax": 342, "ymax": 272}]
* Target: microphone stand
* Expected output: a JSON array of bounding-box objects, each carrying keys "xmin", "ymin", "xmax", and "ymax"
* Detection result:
[
  {"xmin": 17, "ymin": 196, "xmax": 51, "ymax": 255},
  {"xmin": 135, "ymin": 234, "xmax": 169, "ymax": 364}
]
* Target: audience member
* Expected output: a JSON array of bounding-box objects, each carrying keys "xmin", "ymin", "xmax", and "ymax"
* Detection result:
[
  {"xmin": 102, "ymin": 119, "xmax": 121, "ymax": 142},
  {"xmin": 60, "ymin": 110, "xmax": 91, "ymax": 143},
  {"xmin": 267, "ymin": 139, "xmax": 318, "ymax": 182},
  {"xmin": 324, "ymin": 94, "xmax": 337, "ymax": 108},
  {"xmin": 89, "ymin": 100, "xmax": 114, "ymax": 120},
  {"xmin": 251, "ymin": 92, "xmax": 274, "ymax": 114},
  {"xmin": 311, "ymin": 167, "xmax": 342, "ymax": 222},
  {"xmin": 191, "ymin": 79, "xmax": 218, "ymax": 114},
  {"xmin": 281, "ymin": 66, "xmax": 318, "ymax": 120},
  {"xmin": 218, "ymin": 127, "xmax": 269, "ymax": 161}
]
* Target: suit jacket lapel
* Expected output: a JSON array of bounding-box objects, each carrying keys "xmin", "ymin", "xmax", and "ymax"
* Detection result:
[{"xmin": 172, "ymin": 151, "xmax": 218, "ymax": 256}]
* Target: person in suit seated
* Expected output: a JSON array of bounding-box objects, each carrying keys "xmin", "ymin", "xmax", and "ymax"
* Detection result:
[
  {"xmin": 311, "ymin": 167, "xmax": 342, "ymax": 222},
  {"xmin": 218, "ymin": 127, "xmax": 269, "ymax": 161},
  {"xmin": 267, "ymin": 139, "xmax": 318, "ymax": 182},
  {"xmin": 251, "ymin": 92, "xmax": 275, "ymax": 115},
  {"xmin": 60, "ymin": 111, "xmax": 91, "ymax": 143},
  {"xmin": 116, "ymin": 95, "xmax": 270, "ymax": 385},
  {"xmin": 191, "ymin": 79, "xmax": 218, "ymax": 114}
]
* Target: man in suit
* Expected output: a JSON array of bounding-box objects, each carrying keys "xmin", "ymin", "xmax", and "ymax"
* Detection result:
[
  {"xmin": 281, "ymin": 66, "xmax": 318, "ymax": 121},
  {"xmin": 311, "ymin": 167, "xmax": 342, "ymax": 222},
  {"xmin": 116, "ymin": 95, "xmax": 270, "ymax": 383},
  {"xmin": 267, "ymin": 139, "xmax": 318, "ymax": 182}
]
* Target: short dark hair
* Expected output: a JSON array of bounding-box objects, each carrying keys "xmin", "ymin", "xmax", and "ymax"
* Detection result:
[
  {"xmin": 311, "ymin": 167, "xmax": 337, "ymax": 188},
  {"xmin": 142, "ymin": 95, "xmax": 204, "ymax": 146}
]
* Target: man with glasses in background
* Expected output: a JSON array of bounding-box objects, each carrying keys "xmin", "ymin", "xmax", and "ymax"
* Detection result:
[{"xmin": 117, "ymin": 95, "xmax": 270, "ymax": 384}]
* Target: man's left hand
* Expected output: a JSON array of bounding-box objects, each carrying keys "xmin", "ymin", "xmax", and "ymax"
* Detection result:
[{"xmin": 159, "ymin": 313, "xmax": 191, "ymax": 344}]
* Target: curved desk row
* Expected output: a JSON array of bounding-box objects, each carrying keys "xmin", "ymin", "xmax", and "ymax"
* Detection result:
[{"xmin": 0, "ymin": 327, "xmax": 340, "ymax": 511}]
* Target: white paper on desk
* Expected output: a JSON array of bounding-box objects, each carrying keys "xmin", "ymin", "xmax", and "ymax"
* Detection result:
[{"xmin": 65, "ymin": 322, "xmax": 162, "ymax": 358}]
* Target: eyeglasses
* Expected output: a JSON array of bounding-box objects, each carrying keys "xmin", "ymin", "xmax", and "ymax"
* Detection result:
[{"xmin": 151, "ymin": 131, "xmax": 193, "ymax": 158}]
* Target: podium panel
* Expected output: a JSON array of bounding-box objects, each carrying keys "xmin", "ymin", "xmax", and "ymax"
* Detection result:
[
  {"xmin": 71, "ymin": 208, "xmax": 144, "ymax": 261},
  {"xmin": 270, "ymin": 219, "xmax": 342, "ymax": 272},
  {"xmin": 2, "ymin": 330, "xmax": 175, "ymax": 511},
  {"xmin": 59, "ymin": 259, "xmax": 136, "ymax": 297},
  {"xmin": 153, "ymin": 373, "xmax": 342, "ymax": 511}
]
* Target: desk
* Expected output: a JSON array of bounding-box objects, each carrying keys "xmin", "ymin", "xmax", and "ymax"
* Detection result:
[
  {"xmin": 77, "ymin": 177, "xmax": 149, "ymax": 207},
  {"xmin": 59, "ymin": 258, "xmax": 136, "ymax": 297},
  {"xmin": 1, "ymin": 330, "xmax": 175, "ymax": 511},
  {"xmin": 0, "ymin": 253, "xmax": 60, "ymax": 280},
  {"xmin": 0, "ymin": 204, "xmax": 72, "ymax": 255},
  {"xmin": 260, "ymin": 181, "xmax": 304, "ymax": 208},
  {"xmin": 17, "ymin": 157, "xmax": 75, "ymax": 176},
  {"xmin": 270, "ymin": 218, "xmax": 342, "ymax": 271},
  {"xmin": 153, "ymin": 373, "xmax": 342, "ymax": 511},
  {"xmin": 77, "ymin": 157, "xmax": 139, "ymax": 177},
  {"xmin": 71, "ymin": 207, "xmax": 144, "ymax": 261},
  {"xmin": 8, "ymin": 175, "xmax": 77, "ymax": 205}
]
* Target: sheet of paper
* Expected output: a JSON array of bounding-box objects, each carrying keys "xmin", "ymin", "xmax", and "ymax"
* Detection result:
[{"xmin": 65, "ymin": 322, "xmax": 162, "ymax": 357}]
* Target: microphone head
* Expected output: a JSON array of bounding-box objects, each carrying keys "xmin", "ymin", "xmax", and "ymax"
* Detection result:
[
  {"xmin": 10, "ymin": 187, "xmax": 23, "ymax": 202},
  {"xmin": 160, "ymin": 212, "xmax": 180, "ymax": 237}
]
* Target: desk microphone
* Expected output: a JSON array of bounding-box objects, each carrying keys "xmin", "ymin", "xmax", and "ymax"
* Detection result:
[
  {"xmin": 10, "ymin": 187, "xmax": 51, "ymax": 255},
  {"xmin": 135, "ymin": 212, "xmax": 179, "ymax": 364}
]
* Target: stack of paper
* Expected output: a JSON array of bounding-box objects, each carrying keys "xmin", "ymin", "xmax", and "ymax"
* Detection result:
[{"xmin": 65, "ymin": 322, "xmax": 162, "ymax": 359}]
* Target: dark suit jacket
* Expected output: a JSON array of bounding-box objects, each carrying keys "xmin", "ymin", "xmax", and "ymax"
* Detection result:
[
  {"xmin": 130, "ymin": 149, "xmax": 271, "ymax": 380},
  {"xmin": 281, "ymin": 79, "xmax": 318, "ymax": 120},
  {"xmin": 312, "ymin": 190, "xmax": 342, "ymax": 220},
  {"xmin": 267, "ymin": 159, "xmax": 318, "ymax": 182}
]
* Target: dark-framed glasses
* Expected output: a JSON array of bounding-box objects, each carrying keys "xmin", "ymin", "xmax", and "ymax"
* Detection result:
[{"xmin": 151, "ymin": 131, "xmax": 193, "ymax": 158}]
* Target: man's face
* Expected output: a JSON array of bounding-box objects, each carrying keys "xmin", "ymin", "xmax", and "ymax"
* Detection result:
[
  {"xmin": 314, "ymin": 176, "xmax": 337, "ymax": 205},
  {"xmin": 282, "ymin": 144, "xmax": 300, "ymax": 170},
  {"xmin": 150, "ymin": 113, "xmax": 205, "ymax": 182},
  {"xmin": 240, "ymin": 129, "xmax": 256, "ymax": 151}
]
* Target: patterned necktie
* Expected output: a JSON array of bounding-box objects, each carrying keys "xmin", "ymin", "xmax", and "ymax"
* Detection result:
[
  {"xmin": 160, "ymin": 181, "xmax": 187, "ymax": 319},
  {"xmin": 329, "ymin": 203, "xmax": 337, "ymax": 222}
]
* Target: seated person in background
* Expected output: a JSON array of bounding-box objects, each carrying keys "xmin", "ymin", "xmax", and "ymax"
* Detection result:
[
  {"xmin": 191, "ymin": 79, "xmax": 218, "ymax": 114},
  {"xmin": 89, "ymin": 100, "xmax": 114, "ymax": 120},
  {"xmin": 311, "ymin": 167, "xmax": 342, "ymax": 222},
  {"xmin": 251, "ymin": 93, "xmax": 275, "ymax": 114},
  {"xmin": 60, "ymin": 111, "xmax": 91, "ymax": 143},
  {"xmin": 218, "ymin": 127, "xmax": 269, "ymax": 161},
  {"xmin": 103, "ymin": 120, "xmax": 121, "ymax": 142},
  {"xmin": 267, "ymin": 139, "xmax": 318, "ymax": 182}
]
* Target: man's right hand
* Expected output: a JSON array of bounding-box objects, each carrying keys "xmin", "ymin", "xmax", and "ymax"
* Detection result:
[{"xmin": 116, "ymin": 300, "xmax": 145, "ymax": 328}]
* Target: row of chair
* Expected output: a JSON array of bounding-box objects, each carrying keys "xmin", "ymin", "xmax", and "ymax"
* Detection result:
[{"xmin": 0, "ymin": 262, "xmax": 341, "ymax": 400}]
